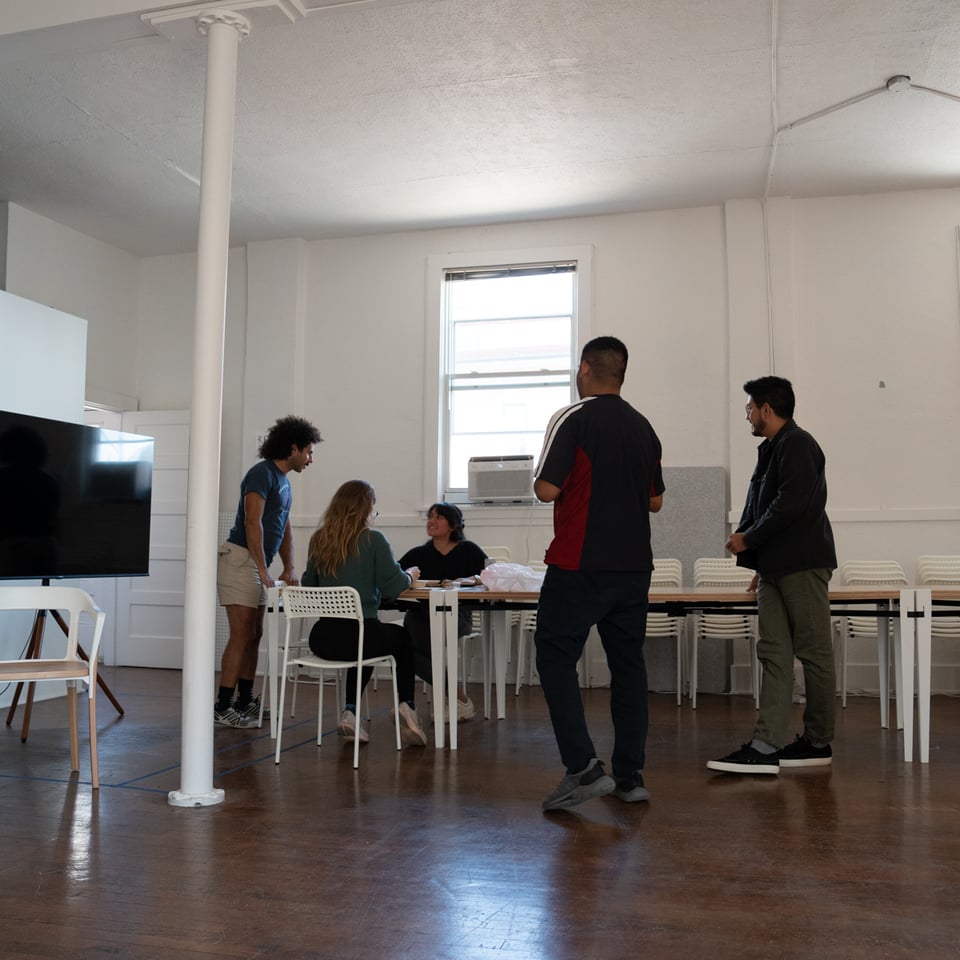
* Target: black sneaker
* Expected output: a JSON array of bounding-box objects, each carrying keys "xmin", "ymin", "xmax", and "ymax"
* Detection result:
[
  {"xmin": 214, "ymin": 705, "xmax": 256, "ymax": 729},
  {"xmin": 707, "ymin": 742, "xmax": 779, "ymax": 775},
  {"xmin": 612, "ymin": 771, "xmax": 650, "ymax": 803},
  {"xmin": 235, "ymin": 695, "xmax": 270, "ymax": 724},
  {"xmin": 542, "ymin": 758, "xmax": 616, "ymax": 811},
  {"xmin": 778, "ymin": 734, "xmax": 832, "ymax": 768}
]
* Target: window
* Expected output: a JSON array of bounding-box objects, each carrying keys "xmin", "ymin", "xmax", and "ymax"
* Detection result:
[{"xmin": 425, "ymin": 245, "xmax": 592, "ymax": 502}]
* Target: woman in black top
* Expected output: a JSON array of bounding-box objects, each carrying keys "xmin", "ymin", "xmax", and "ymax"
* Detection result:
[{"xmin": 398, "ymin": 502, "xmax": 487, "ymax": 720}]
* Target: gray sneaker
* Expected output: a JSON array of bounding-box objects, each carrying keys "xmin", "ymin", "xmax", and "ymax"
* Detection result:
[
  {"xmin": 214, "ymin": 705, "xmax": 256, "ymax": 728},
  {"xmin": 542, "ymin": 758, "xmax": 615, "ymax": 811},
  {"xmin": 612, "ymin": 771, "xmax": 650, "ymax": 803}
]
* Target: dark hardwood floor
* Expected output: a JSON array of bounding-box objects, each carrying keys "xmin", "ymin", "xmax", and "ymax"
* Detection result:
[{"xmin": 1, "ymin": 667, "xmax": 958, "ymax": 959}]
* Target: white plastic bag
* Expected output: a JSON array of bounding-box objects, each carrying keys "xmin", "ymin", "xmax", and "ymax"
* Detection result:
[{"xmin": 479, "ymin": 562, "xmax": 544, "ymax": 592}]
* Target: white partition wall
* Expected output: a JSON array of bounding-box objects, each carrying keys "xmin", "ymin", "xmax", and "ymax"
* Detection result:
[{"xmin": 0, "ymin": 289, "xmax": 87, "ymax": 700}]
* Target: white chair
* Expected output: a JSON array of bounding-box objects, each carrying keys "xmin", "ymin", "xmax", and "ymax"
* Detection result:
[
  {"xmin": 513, "ymin": 560, "xmax": 546, "ymax": 693},
  {"xmin": 514, "ymin": 609, "xmax": 538, "ymax": 694},
  {"xmin": 691, "ymin": 558, "xmax": 758, "ymax": 709},
  {"xmin": 0, "ymin": 586, "xmax": 106, "ymax": 789},
  {"xmin": 484, "ymin": 546, "xmax": 512, "ymax": 561},
  {"xmin": 910, "ymin": 557, "xmax": 960, "ymax": 758},
  {"xmin": 274, "ymin": 586, "xmax": 401, "ymax": 769},
  {"xmin": 917, "ymin": 555, "xmax": 960, "ymax": 584},
  {"xmin": 647, "ymin": 558, "xmax": 685, "ymax": 706},
  {"xmin": 916, "ymin": 555, "xmax": 960, "ymax": 657},
  {"xmin": 837, "ymin": 560, "xmax": 908, "ymax": 708}
]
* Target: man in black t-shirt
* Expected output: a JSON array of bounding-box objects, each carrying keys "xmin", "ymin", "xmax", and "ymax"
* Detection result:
[{"xmin": 534, "ymin": 336, "xmax": 665, "ymax": 812}]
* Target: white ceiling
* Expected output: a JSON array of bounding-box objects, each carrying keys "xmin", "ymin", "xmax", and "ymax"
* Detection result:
[{"xmin": 1, "ymin": 0, "xmax": 959, "ymax": 257}]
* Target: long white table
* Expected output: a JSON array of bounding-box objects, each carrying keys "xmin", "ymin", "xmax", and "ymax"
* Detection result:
[
  {"xmin": 400, "ymin": 583, "xmax": 922, "ymax": 755},
  {"xmin": 266, "ymin": 582, "xmax": 958, "ymax": 763}
]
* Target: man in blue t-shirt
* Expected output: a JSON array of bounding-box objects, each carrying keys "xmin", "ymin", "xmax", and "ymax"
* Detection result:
[
  {"xmin": 215, "ymin": 415, "xmax": 322, "ymax": 728},
  {"xmin": 534, "ymin": 336, "xmax": 665, "ymax": 811}
]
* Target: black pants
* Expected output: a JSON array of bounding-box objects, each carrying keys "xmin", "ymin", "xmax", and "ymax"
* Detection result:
[
  {"xmin": 309, "ymin": 617, "xmax": 417, "ymax": 705},
  {"xmin": 535, "ymin": 567, "xmax": 651, "ymax": 777}
]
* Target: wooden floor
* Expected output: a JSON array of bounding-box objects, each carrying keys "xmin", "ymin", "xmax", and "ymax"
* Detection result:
[{"xmin": 1, "ymin": 668, "xmax": 959, "ymax": 960}]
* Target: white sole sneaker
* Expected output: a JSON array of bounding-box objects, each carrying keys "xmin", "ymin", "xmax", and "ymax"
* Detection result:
[
  {"xmin": 338, "ymin": 710, "xmax": 369, "ymax": 743},
  {"xmin": 394, "ymin": 703, "xmax": 427, "ymax": 747}
]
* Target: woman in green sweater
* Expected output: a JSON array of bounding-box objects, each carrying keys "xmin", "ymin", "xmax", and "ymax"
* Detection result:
[{"xmin": 302, "ymin": 479, "xmax": 427, "ymax": 747}]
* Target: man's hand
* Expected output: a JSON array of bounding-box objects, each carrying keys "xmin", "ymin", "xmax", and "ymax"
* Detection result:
[
  {"xmin": 725, "ymin": 532, "xmax": 748, "ymax": 555},
  {"xmin": 279, "ymin": 567, "xmax": 300, "ymax": 587}
]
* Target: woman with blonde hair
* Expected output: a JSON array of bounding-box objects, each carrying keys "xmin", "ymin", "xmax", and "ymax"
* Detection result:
[{"xmin": 302, "ymin": 480, "xmax": 427, "ymax": 746}]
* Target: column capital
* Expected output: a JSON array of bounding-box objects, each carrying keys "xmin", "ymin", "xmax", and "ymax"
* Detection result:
[
  {"xmin": 196, "ymin": 10, "xmax": 252, "ymax": 38},
  {"xmin": 142, "ymin": 1, "xmax": 305, "ymax": 42}
]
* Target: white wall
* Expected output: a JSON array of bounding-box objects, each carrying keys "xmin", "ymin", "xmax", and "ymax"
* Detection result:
[
  {"xmin": 0, "ymin": 288, "xmax": 88, "ymax": 699},
  {"xmin": 4, "ymin": 204, "xmax": 139, "ymax": 410},
  {"xmin": 6, "ymin": 187, "xmax": 960, "ymax": 691}
]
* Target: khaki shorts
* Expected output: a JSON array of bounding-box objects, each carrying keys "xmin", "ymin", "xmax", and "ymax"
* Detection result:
[{"xmin": 217, "ymin": 541, "xmax": 266, "ymax": 608}]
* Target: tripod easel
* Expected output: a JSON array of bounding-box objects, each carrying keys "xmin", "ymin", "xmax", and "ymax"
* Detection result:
[{"xmin": 5, "ymin": 589, "xmax": 124, "ymax": 743}]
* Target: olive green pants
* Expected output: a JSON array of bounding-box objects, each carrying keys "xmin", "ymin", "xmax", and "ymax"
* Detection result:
[{"xmin": 754, "ymin": 568, "xmax": 835, "ymax": 748}]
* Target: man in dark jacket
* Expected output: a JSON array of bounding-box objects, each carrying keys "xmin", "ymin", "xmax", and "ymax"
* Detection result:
[{"xmin": 708, "ymin": 376, "xmax": 837, "ymax": 774}]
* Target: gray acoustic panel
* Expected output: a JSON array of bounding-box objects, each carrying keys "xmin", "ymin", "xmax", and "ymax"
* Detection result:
[{"xmin": 647, "ymin": 466, "xmax": 731, "ymax": 695}]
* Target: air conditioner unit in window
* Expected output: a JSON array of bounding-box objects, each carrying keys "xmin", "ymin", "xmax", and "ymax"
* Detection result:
[{"xmin": 467, "ymin": 455, "xmax": 535, "ymax": 502}]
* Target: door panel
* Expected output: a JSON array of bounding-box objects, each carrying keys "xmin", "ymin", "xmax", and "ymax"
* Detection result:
[{"xmin": 114, "ymin": 410, "xmax": 189, "ymax": 668}]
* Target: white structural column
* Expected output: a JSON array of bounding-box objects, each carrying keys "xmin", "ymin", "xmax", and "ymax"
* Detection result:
[{"xmin": 169, "ymin": 9, "xmax": 250, "ymax": 807}]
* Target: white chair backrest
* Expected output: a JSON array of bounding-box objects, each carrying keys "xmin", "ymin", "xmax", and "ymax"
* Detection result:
[
  {"xmin": 282, "ymin": 585, "xmax": 363, "ymax": 623},
  {"xmin": 917, "ymin": 555, "xmax": 960, "ymax": 584},
  {"xmin": 484, "ymin": 546, "xmax": 512, "ymax": 561},
  {"xmin": 518, "ymin": 609, "xmax": 537, "ymax": 631},
  {"xmin": 651, "ymin": 558, "xmax": 682, "ymax": 588},
  {"xmin": 693, "ymin": 557, "xmax": 753, "ymax": 588},
  {"xmin": 0, "ymin": 586, "xmax": 104, "ymax": 661},
  {"xmin": 840, "ymin": 560, "xmax": 907, "ymax": 586}
]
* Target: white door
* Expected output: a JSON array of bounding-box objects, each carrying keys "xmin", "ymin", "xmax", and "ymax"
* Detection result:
[{"xmin": 113, "ymin": 410, "xmax": 190, "ymax": 668}]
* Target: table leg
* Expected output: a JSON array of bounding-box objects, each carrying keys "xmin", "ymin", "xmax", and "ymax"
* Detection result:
[
  {"xmin": 914, "ymin": 588, "xmax": 932, "ymax": 764},
  {"xmin": 265, "ymin": 586, "xmax": 281, "ymax": 739},
  {"xmin": 428, "ymin": 590, "xmax": 447, "ymax": 749},
  {"xmin": 492, "ymin": 609, "xmax": 509, "ymax": 720},
  {"xmin": 445, "ymin": 589, "xmax": 459, "ymax": 750},
  {"xmin": 892, "ymin": 603, "xmax": 904, "ymax": 731},
  {"xmin": 878, "ymin": 601, "xmax": 890, "ymax": 729},
  {"xmin": 482, "ymin": 611, "xmax": 492, "ymax": 719},
  {"xmin": 899, "ymin": 589, "xmax": 915, "ymax": 763}
]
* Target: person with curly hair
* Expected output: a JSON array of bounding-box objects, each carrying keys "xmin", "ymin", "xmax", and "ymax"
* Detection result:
[{"xmin": 215, "ymin": 415, "xmax": 322, "ymax": 728}]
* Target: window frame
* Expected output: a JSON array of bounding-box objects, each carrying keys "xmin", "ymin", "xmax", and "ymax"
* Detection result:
[{"xmin": 423, "ymin": 244, "xmax": 593, "ymax": 506}]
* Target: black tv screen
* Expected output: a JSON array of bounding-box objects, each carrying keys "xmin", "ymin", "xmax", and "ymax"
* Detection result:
[{"xmin": 0, "ymin": 409, "xmax": 154, "ymax": 581}]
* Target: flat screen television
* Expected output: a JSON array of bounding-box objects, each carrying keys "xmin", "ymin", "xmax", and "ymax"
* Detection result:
[{"xmin": 0, "ymin": 409, "xmax": 154, "ymax": 581}]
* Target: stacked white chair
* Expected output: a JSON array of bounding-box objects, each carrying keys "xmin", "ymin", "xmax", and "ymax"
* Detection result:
[
  {"xmin": 646, "ymin": 558, "xmax": 685, "ymax": 706},
  {"xmin": 917, "ymin": 555, "xmax": 960, "ymax": 585},
  {"xmin": 691, "ymin": 558, "xmax": 758, "ymax": 709},
  {"xmin": 514, "ymin": 560, "xmax": 546, "ymax": 693},
  {"xmin": 916, "ymin": 556, "xmax": 960, "ymax": 677},
  {"xmin": 837, "ymin": 560, "xmax": 908, "ymax": 708},
  {"xmin": 274, "ymin": 586, "xmax": 402, "ymax": 769}
]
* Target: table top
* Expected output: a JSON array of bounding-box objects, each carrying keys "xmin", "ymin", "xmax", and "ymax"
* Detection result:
[{"xmin": 398, "ymin": 583, "xmax": 957, "ymax": 604}]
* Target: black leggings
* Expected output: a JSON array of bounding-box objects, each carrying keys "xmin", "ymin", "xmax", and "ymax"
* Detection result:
[{"xmin": 309, "ymin": 617, "xmax": 417, "ymax": 705}]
